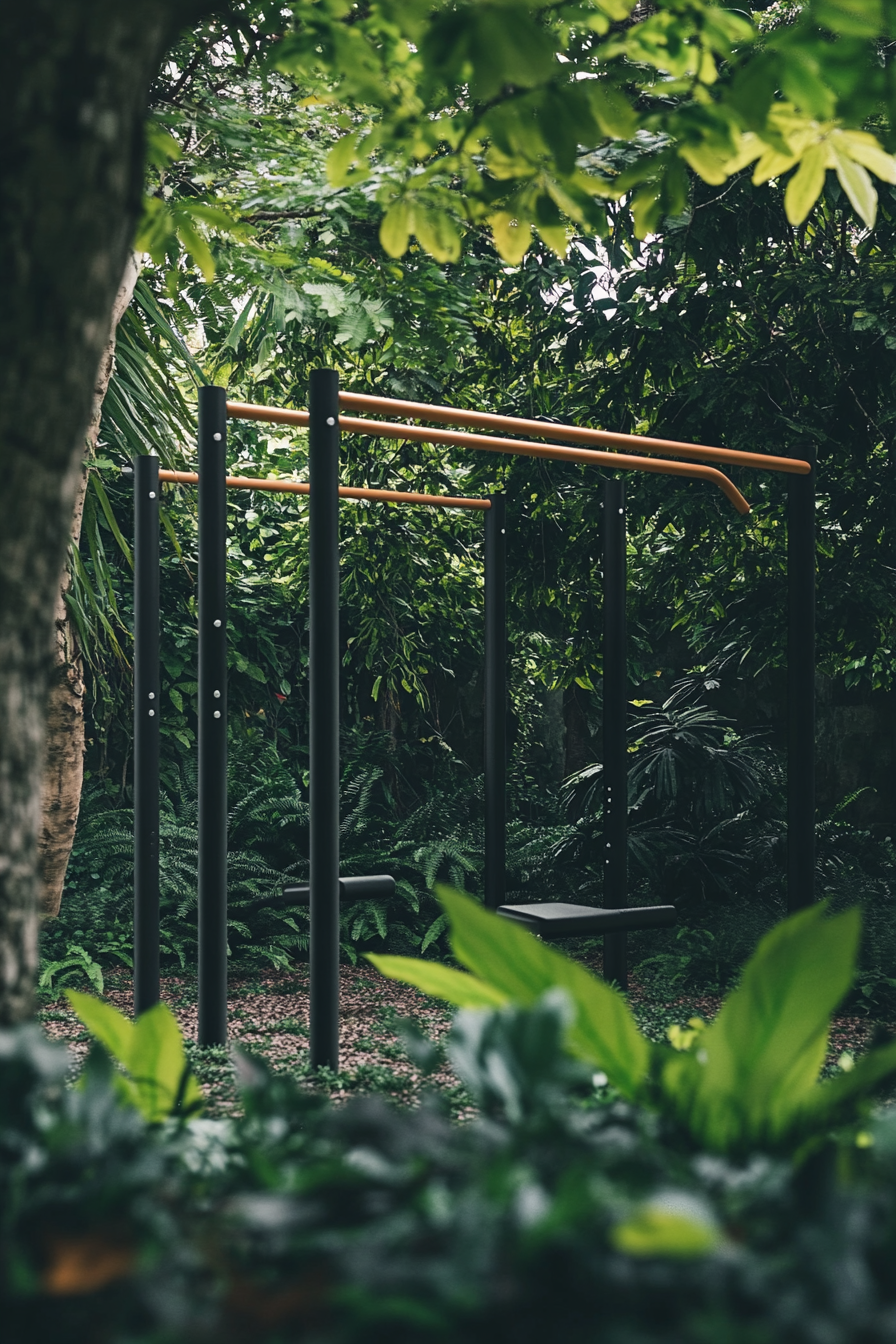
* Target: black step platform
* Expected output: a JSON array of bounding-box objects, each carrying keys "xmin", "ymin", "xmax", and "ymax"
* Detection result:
[
  {"xmin": 497, "ymin": 902, "xmax": 676, "ymax": 939},
  {"xmin": 258, "ymin": 874, "xmax": 396, "ymax": 911}
]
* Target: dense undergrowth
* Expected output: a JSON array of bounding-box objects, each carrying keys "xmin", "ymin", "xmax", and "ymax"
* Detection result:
[
  {"xmin": 11, "ymin": 899, "xmax": 896, "ymax": 1344},
  {"xmin": 42, "ymin": 661, "xmax": 896, "ymax": 1017}
]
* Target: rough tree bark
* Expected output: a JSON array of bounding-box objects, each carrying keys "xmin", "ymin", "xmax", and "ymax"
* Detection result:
[
  {"xmin": 38, "ymin": 254, "xmax": 141, "ymax": 919},
  {"xmin": 0, "ymin": 1, "xmax": 210, "ymax": 1023}
]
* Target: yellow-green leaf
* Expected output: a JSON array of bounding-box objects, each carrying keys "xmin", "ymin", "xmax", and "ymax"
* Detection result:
[
  {"xmin": 67, "ymin": 990, "xmax": 135, "ymax": 1064},
  {"xmin": 130, "ymin": 1003, "xmax": 204, "ymax": 1123},
  {"xmin": 379, "ymin": 200, "xmax": 412, "ymax": 258},
  {"xmin": 784, "ymin": 142, "xmax": 828, "ymax": 226},
  {"xmin": 175, "ymin": 217, "xmax": 215, "ymax": 282},
  {"xmin": 612, "ymin": 1196, "xmax": 722, "ymax": 1258},
  {"xmin": 670, "ymin": 904, "xmax": 861, "ymax": 1150},
  {"xmin": 536, "ymin": 223, "xmax": 569, "ymax": 257},
  {"xmin": 829, "ymin": 141, "xmax": 879, "ymax": 229},
  {"xmin": 679, "ymin": 142, "xmax": 732, "ymax": 186},
  {"xmin": 835, "ymin": 131, "xmax": 896, "ymax": 184},
  {"xmin": 366, "ymin": 955, "xmax": 509, "ymax": 1009},
  {"xmin": 585, "ymin": 83, "xmax": 637, "ymax": 139},
  {"xmin": 489, "ymin": 212, "xmax": 532, "ymax": 265},
  {"xmin": 414, "ymin": 208, "xmax": 462, "ymax": 264},
  {"xmin": 326, "ymin": 130, "xmax": 365, "ymax": 188}
]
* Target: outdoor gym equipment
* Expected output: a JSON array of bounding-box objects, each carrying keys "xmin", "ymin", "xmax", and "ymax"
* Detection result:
[{"xmin": 133, "ymin": 374, "xmax": 812, "ymax": 1066}]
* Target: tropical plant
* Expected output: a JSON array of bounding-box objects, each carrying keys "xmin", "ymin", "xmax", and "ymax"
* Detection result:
[
  {"xmin": 371, "ymin": 888, "xmax": 896, "ymax": 1154},
  {"xmin": 66, "ymin": 990, "xmax": 203, "ymax": 1122},
  {"xmin": 12, "ymin": 924, "xmax": 896, "ymax": 1340}
]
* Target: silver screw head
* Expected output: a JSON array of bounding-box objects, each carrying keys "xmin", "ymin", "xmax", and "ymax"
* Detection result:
[
  {"xmin": 214, "ymin": 619, "xmax": 222, "ymax": 628},
  {"xmin": 148, "ymin": 692, "xmax": 155, "ymax": 700},
  {"xmin": 213, "ymin": 432, "xmax": 222, "ymax": 442},
  {"xmin": 213, "ymin": 710, "xmax": 221, "ymax": 719},
  {"xmin": 149, "ymin": 490, "xmax": 156, "ymax": 499},
  {"xmin": 214, "ymin": 690, "xmax": 221, "ymax": 699},
  {"xmin": 326, "ymin": 416, "xmax": 336, "ymax": 426},
  {"xmin": 148, "ymin": 709, "xmax": 155, "ymax": 717}
]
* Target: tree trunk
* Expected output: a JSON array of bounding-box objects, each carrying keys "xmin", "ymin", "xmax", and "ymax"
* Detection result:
[
  {"xmin": 39, "ymin": 254, "xmax": 141, "ymax": 919},
  {"xmin": 0, "ymin": 1, "xmax": 207, "ymax": 1024}
]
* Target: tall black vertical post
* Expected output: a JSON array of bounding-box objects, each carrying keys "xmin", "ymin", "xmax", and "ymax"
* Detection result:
[
  {"xmin": 309, "ymin": 370, "xmax": 341, "ymax": 1070},
  {"xmin": 484, "ymin": 494, "xmax": 507, "ymax": 910},
  {"xmin": 134, "ymin": 454, "xmax": 160, "ymax": 1016},
  {"xmin": 602, "ymin": 478, "xmax": 628, "ymax": 987},
  {"xmin": 198, "ymin": 386, "xmax": 229, "ymax": 1046},
  {"xmin": 787, "ymin": 455, "xmax": 816, "ymax": 911}
]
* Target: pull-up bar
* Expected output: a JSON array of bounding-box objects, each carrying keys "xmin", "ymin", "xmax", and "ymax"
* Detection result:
[
  {"xmin": 133, "ymin": 374, "xmax": 815, "ymax": 1067},
  {"xmin": 158, "ymin": 468, "xmax": 490, "ymax": 511},
  {"xmin": 337, "ymin": 391, "xmax": 811, "ymax": 476},
  {"xmin": 226, "ymin": 401, "xmax": 751, "ymax": 515}
]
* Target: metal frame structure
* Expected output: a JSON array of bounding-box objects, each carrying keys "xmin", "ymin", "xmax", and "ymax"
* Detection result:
[{"xmin": 133, "ymin": 373, "xmax": 813, "ymax": 1065}]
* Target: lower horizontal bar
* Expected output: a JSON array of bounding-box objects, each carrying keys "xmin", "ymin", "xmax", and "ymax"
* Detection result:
[
  {"xmin": 254, "ymin": 874, "xmax": 396, "ymax": 910},
  {"xmin": 158, "ymin": 470, "xmax": 489, "ymax": 511}
]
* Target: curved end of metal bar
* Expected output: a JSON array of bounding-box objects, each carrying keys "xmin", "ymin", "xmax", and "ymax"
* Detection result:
[{"xmin": 703, "ymin": 466, "xmax": 750, "ymax": 515}]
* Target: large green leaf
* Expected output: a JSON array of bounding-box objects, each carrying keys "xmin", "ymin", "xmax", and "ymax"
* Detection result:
[
  {"xmin": 68, "ymin": 989, "xmax": 135, "ymax": 1062},
  {"xmin": 665, "ymin": 904, "xmax": 860, "ymax": 1149},
  {"xmin": 436, "ymin": 888, "xmax": 651, "ymax": 1099},
  {"xmin": 67, "ymin": 991, "xmax": 203, "ymax": 1123},
  {"xmin": 366, "ymin": 955, "xmax": 509, "ymax": 1009},
  {"xmin": 129, "ymin": 1003, "xmax": 204, "ymax": 1122}
]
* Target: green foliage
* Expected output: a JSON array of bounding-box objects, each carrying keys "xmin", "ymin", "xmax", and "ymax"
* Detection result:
[
  {"xmin": 8, "ymin": 982, "xmax": 896, "ymax": 1340},
  {"xmin": 66, "ymin": 991, "xmax": 204, "ymax": 1122},
  {"xmin": 58, "ymin": 7, "xmax": 896, "ymax": 1017},
  {"xmin": 38, "ymin": 946, "xmax": 107, "ymax": 997},
  {"xmin": 252, "ymin": 2, "xmax": 896, "ymax": 258},
  {"xmin": 373, "ymin": 889, "xmax": 896, "ymax": 1153}
]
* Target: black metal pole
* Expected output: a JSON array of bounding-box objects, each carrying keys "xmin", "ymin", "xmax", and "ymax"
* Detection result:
[
  {"xmin": 787, "ymin": 454, "xmax": 816, "ymax": 911},
  {"xmin": 484, "ymin": 494, "xmax": 507, "ymax": 910},
  {"xmin": 133, "ymin": 453, "xmax": 160, "ymax": 1016},
  {"xmin": 309, "ymin": 369, "xmax": 341, "ymax": 1070},
  {"xmin": 198, "ymin": 386, "xmax": 229, "ymax": 1046},
  {"xmin": 602, "ymin": 478, "xmax": 628, "ymax": 987}
]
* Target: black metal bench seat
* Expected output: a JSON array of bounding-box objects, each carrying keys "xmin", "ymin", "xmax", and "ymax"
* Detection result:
[{"xmin": 496, "ymin": 902, "xmax": 677, "ymax": 939}]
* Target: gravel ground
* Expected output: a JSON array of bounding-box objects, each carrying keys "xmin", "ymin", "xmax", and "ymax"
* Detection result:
[
  {"xmin": 38, "ymin": 960, "xmax": 887, "ymax": 1117},
  {"xmin": 40, "ymin": 965, "xmax": 465, "ymax": 1115}
]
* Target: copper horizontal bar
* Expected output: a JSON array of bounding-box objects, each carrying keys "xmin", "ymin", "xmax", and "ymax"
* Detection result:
[
  {"xmin": 342, "ymin": 417, "xmax": 750, "ymax": 515},
  {"xmin": 158, "ymin": 469, "xmax": 490, "ymax": 511},
  {"xmin": 225, "ymin": 401, "xmax": 749, "ymax": 514},
  {"xmin": 227, "ymin": 402, "xmax": 310, "ymax": 429},
  {"xmin": 338, "ymin": 391, "xmax": 810, "ymax": 477}
]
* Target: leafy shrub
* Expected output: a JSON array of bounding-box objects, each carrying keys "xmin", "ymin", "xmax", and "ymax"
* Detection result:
[
  {"xmin": 43, "ymin": 717, "xmax": 580, "ymax": 989},
  {"xmin": 8, "ymin": 904, "xmax": 896, "ymax": 1342},
  {"xmin": 373, "ymin": 891, "xmax": 896, "ymax": 1154}
]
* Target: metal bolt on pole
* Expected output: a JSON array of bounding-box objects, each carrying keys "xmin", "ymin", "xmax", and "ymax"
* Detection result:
[
  {"xmin": 787, "ymin": 453, "xmax": 816, "ymax": 911},
  {"xmin": 602, "ymin": 478, "xmax": 628, "ymax": 987},
  {"xmin": 198, "ymin": 386, "xmax": 229, "ymax": 1046},
  {"xmin": 309, "ymin": 370, "xmax": 341, "ymax": 1070},
  {"xmin": 484, "ymin": 494, "xmax": 507, "ymax": 910},
  {"xmin": 133, "ymin": 453, "xmax": 160, "ymax": 1016}
]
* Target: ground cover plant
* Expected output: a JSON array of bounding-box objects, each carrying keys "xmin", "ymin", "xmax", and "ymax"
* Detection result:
[{"xmin": 8, "ymin": 899, "xmax": 896, "ymax": 1343}]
